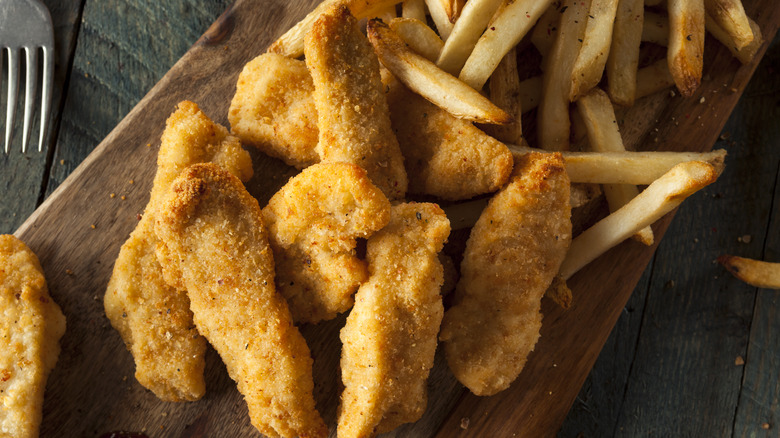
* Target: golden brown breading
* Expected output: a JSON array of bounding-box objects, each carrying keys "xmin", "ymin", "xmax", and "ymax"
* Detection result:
[
  {"xmin": 385, "ymin": 79, "xmax": 514, "ymax": 200},
  {"xmin": 262, "ymin": 162, "xmax": 391, "ymax": 324},
  {"xmin": 338, "ymin": 203, "xmax": 450, "ymax": 438},
  {"xmin": 439, "ymin": 152, "xmax": 572, "ymax": 396},
  {"xmin": 154, "ymin": 163, "xmax": 326, "ymax": 438},
  {"xmin": 104, "ymin": 101, "xmax": 253, "ymax": 402},
  {"xmin": 0, "ymin": 235, "xmax": 66, "ymax": 438},
  {"xmin": 228, "ymin": 53, "xmax": 320, "ymax": 169},
  {"xmin": 305, "ymin": 5, "xmax": 407, "ymax": 200}
]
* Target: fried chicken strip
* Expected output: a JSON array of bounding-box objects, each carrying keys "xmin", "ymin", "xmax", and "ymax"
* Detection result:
[
  {"xmin": 229, "ymin": 53, "xmax": 319, "ymax": 169},
  {"xmin": 439, "ymin": 152, "xmax": 571, "ymax": 395},
  {"xmin": 262, "ymin": 162, "xmax": 391, "ymax": 324},
  {"xmin": 104, "ymin": 101, "xmax": 253, "ymax": 402},
  {"xmin": 154, "ymin": 164, "xmax": 326, "ymax": 438},
  {"xmin": 338, "ymin": 203, "xmax": 450, "ymax": 438},
  {"xmin": 1, "ymin": 235, "xmax": 66, "ymax": 438},
  {"xmin": 305, "ymin": 5, "xmax": 407, "ymax": 200},
  {"xmin": 384, "ymin": 77, "xmax": 514, "ymax": 200}
]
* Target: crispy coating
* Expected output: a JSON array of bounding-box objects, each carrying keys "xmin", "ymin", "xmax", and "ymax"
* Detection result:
[
  {"xmin": 262, "ymin": 162, "xmax": 391, "ymax": 324},
  {"xmin": 385, "ymin": 79, "xmax": 514, "ymax": 200},
  {"xmin": 338, "ymin": 203, "xmax": 450, "ymax": 438},
  {"xmin": 439, "ymin": 152, "xmax": 572, "ymax": 396},
  {"xmin": 154, "ymin": 164, "xmax": 326, "ymax": 438},
  {"xmin": 228, "ymin": 53, "xmax": 320, "ymax": 169},
  {"xmin": 305, "ymin": 5, "xmax": 407, "ymax": 200},
  {"xmin": 0, "ymin": 235, "xmax": 66, "ymax": 438},
  {"xmin": 104, "ymin": 101, "xmax": 253, "ymax": 402}
]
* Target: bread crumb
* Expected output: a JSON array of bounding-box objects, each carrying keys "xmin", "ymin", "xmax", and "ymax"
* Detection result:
[
  {"xmin": 110, "ymin": 193, "xmax": 116, "ymax": 198},
  {"xmin": 761, "ymin": 423, "xmax": 771, "ymax": 430},
  {"xmin": 121, "ymin": 196, "xmax": 126, "ymax": 200},
  {"xmin": 735, "ymin": 356, "xmax": 745, "ymax": 365},
  {"xmin": 460, "ymin": 417, "xmax": 469, "ymax": 430}
]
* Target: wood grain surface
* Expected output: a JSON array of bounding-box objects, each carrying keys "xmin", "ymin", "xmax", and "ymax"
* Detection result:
[{"xmin": 1, "ymin": 0, "xmax": 777, "ymax": 436}]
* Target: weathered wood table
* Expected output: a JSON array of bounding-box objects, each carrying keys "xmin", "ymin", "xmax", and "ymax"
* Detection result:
[{"xmin": 1, "ymin": 1, "xmax": 777, "ymax": 436}]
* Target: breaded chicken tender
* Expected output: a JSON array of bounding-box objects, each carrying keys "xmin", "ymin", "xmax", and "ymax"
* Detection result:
[
  {"xmin": 385, "ymin": 78, "xmax": 514, "ymax": 200},
  {"xmin": 154, "ymin": 164, "xmax": 326, "ymax": 438},
  {"xmin": 0, "ymin": 235, "xmax": 66, "ymax": 438},
  {"xmin": 305, "ymin": 5, "xmax": 407, "ymax": 200},
  {"xmin": 439, "ymin": 152, "xmax": 572, "ymax": 396},
  {"xmin": 229, "ymin": 53, "xmax": 319, "ymax": 169},
  {"xmin": 104, "ymin": 101, "xmax": 253, "ymax": 402},
  {"xmin": 338, "ymin": 203, "xmax": 450, "ymax": 438},
  {"xmin": 262, "ymin": 162, "xmax": 391, "ymax": 324}
]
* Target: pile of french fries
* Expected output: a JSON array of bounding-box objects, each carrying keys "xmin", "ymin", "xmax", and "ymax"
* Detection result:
[{"xmin": 270, "ymin": 0, "xmax": 762, "ymax": 281}]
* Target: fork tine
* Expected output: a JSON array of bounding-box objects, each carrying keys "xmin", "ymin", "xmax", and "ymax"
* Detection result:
[
  {"xmin": 4, "ymin": 48, "xmax": 20, "ymax": 154},
  {"xmin": 21, "ymin": 47, "xmax": 39, "ymax": 154},
  {"xmin": 38, "ymin": 45, "xmax": 53, "ymax": 152}
]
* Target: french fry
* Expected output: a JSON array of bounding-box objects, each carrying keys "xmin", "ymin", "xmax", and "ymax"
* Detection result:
[
  {"xmin": 390, "ymin": 17, "xmax": 444, "ymax": 62},
  {"xmin": 718, "ymin": 255, "xmax": 780, "ymax": 290},
  {"xmin": 707, "ymin": 14, "xmax": 763, "ymax": 64},
  {"xmin": 508, "ymin": 145, "xmax": 727, "ymax": 185},
  {"xmin": 531, "ymin": 5, "xmax": 562, "ymax": 59},
  {"xmin": 559, "ymin": 160, "xmax": 719, "ymax": 279},
  {"xmin": 642, "ymin": 10, "xmax": 670, "ymax": 46},
  {"xmin": 402, "ymin": 0, "xmax": 427, "ymax": 22},
  {"xmin": 569, "ymin": 0, "xmax": 621, "ymax": 101},
  {"xmin": 577, "ymin": 88, "xmax": 654, "ymax": 245},
  {"xmin": 425, "ymin": 0, "xmax": 455, "ymax": 39},
  {"xmin": 704, "ymin": 0, "xmax": 753, "ymax": 50},
  {"xmin": 635, "ymin": 59, "xmax": 676, "ymax": 99},
  {"xmin": 367, "ymin": 19, "xmax": 513, "ymax": 124},
  {"xmin": 482, "ymin": 49, "xmax": 524, "ymax": 144},
  {"xmin": 436, "ymin": 0, "xmax": 505, "ymax": 75},
  {"xmin": 518, "ymin": 75, "xmax": 543, "ymax": 113},
  {"xmin": 667, "ymin": 0, "xmax": 705, "ymax": 97},
  {"xmin": 538, "ymin": 0, "xmax": 591, "ymax": 151},
  {"xmin": 268, "ymin": 0, "xmax": 401, "ymax": 58},
  {"xmin": 445, "ymin": 0, "xmax": 466, "ymax": 23},
  {"xmin": 606, "ymin": 0, "xmax": 644, "ymax": 106},
  {"xmin": 458, "ymin": 0, "xmax": 555, "ymax": 90}
]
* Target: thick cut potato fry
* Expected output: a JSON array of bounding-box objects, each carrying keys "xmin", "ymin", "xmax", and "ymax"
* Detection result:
[
  {"xmin": 560, "ymin": 160, "xmax": 720, "ymax": 279},
  {"xmin": 482, "ymin": 49, "xmax": 523, "ymax": 144},
  {"xmin": 389, "ymin": 17, "xmax": 444, "ymax": 62},
  {"xmin": 704, "ymin": 0, "xmax": 753, "ymax": 50},
  {"xmin": 518, "ymin": 75, "xmax": 543, "ymax": 113},
  {"xmin": 635, "ymin": 59, "xmax": 676, "ymax": 99},
  {"xmin": 306, "ymin": 6, "xmax": 408, "ymax": 200},
  {"xmin": 459, "ymin": 0, "xmax": 555, "ymax": 90},
  {"xmin": 606, "ymin": 0, "xmax": 644, "ymax": 106},
  {"xmin": 718, "ymin": 255, "xmax": 780, "ymax": 289},
  {"xmin": 426, "ymin": 0, "xmax": 454, "ymax": 39},
  {"xmin": 569, "ymin": 0, "xmax": 621, "ymax": 100},
  {"xmin": 668, "ymin": 0, "xmax": 705, "ymax": 97},
  {"xmin": 436, "ymin": 0, "xmax": 505, "ymax": 75},
  {"xmin": 531, "ymin": 4, "xmax": 561, "ymax": 59},
  {"xmin": 368, "ymin": 19, "xmax": 512, "ymax": 125},
  {"xmin": 577, "ymin": 88, "xmax": 653, "ymax": 245},
  {"xmin": 538, "ymin": 0, "xmax": 591, "ymax": 151},
  {"xmin": 445, "ymin": 0, "xmax": 465, "ymax": 22},
  {"xmin": 707, "ymin": 14, "xmax": 763, "ymax": 64},
  {"xmin": 402, "ymin": 0, "xmax": 427, "ymax": 22},
  {"xmin": 508, "ymin": 144, "xmax": 726, "ymax": 184},
  {"xmin": 642, "ymin": 10, "xmax": 670, "ymax": 46},
  {"xmin": 268, "ymin": 0, "xmax": 401, "ymax": 58}
]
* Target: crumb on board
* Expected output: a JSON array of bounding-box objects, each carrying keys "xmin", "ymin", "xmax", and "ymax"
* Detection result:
[
  {"xmin": 460, "ymin": 417, "xmax": 469, "ymax": 430},
  {"xmin": 65, "ymin": 269, "xmax": 74, "ymax": 276},
  {"xmin": 110, "ymin": 193, "xmax": 116, "ymax": 198},
  {"xmin": 762, "ymin": 423, "xmax": 771, "ymax": 430},
  {"xmin": 735, "ymin": 356, "xmax": 745, "ymax": 366}
]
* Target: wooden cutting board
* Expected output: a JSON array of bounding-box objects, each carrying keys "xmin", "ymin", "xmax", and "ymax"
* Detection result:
[{"xmin": 17, "ymin": 0, "xmax": 779, "ymax": 436}]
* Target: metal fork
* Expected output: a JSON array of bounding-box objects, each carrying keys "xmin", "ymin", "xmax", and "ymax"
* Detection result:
[{"xmin": 0, "ymin": 0, "xmax": 54, "ymax": 154}]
